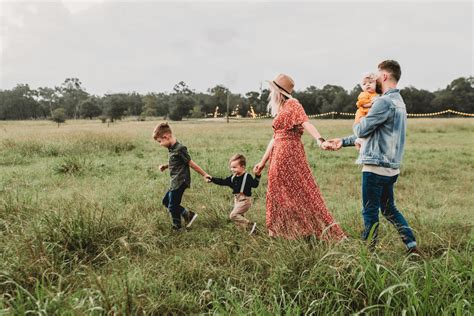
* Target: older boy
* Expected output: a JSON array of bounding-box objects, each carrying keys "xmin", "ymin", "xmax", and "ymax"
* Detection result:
[{"xmin": 153, "ymin": 122, "xmax": 210, "ymax": 230}]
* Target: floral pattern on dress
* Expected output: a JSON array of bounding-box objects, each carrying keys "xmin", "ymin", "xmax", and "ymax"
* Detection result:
[{"xmin": 266, "ymin": 98, "xmax": 346, "ymax": 240}]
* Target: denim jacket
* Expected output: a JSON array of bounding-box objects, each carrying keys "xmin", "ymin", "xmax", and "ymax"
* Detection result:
[{"xmin": 342, "ymin": 88, "xmax": 407, "ymax": 169}]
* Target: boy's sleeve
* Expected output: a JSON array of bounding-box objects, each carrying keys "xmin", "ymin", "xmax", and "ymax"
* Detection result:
[
  {"xmin": 179, "ymin": 146, "xmax": 191, "ymax": 164},
  {"xmin": 211, "ymin": 176, "xmax": 233, "ymax": 187},
  {"xmin": 250, "ymin": 174, "xmax": 261, "ymax": 188}
]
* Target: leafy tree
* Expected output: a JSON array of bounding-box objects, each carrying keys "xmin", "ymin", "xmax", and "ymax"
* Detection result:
[
  {"xmin": 51, "ymin": 108, "xmax": 66, "ymax": 127},
  {"xmin": 258, "ymin": 89, "xmax": 270, "ymax": 114},
  {"xmin": 173, "ymin": 81, "xmax": 194, "ymax": 95},
  {"xmin": 79, "ymin": 97, "xmax": 102, "ymax": 119},
  {"xmin": 59, "ymin": 78, "xmax": 89, "ymax": 118},
  {"xmin": 156, "ymin": 93, "xmax": 171, "ymax": 116},
  {"xmin": 401, "ymin": 87, "xmax": 435, "ymax": 113},
  {"xmin": 341, "ymin": 85, "xmax": 363, "ymax": 113},
  {"xmin": 103, "ymin": 94, "xmax": 129, "ymax": 122},
  {"xmin": 37, "ymin": 86, "xmax": 61, "ymax": 117},
  {"xmin": 194, "ymin": 93, "xmax": 214, "ymax": 116},
  {"xmin": 169, "ymin": 93, "xmax": 194, "ymax": 121},
  {"xmin": 208, "ymin": 85, "xmax": 230, "ymax": 116},
  {"xmin": 431, "ymin": 77, "xmax": 474, "ymax": 113},
  {"xmin": 245, "ymin": 91, "xmax": 266, "ymax": 116},
  {"xmin": 0, "ymin": 84, "xmax": 40, "ymax": 120},
  {"xmin": 126, "ymin": 92, "xmax": 144, "ymax": 116},
  {"xmin": 294, "ymin": 86, "xmax": 323, "ymax": 115},
  {"xmin": 168, "ymin": 82, "xmax": 195, "ymax": 121},
  {"xmin": 142, "ymin": 93, "xmax": 159, "ymax": 116},
  {"xmin": 191, "ymin": 104, "xmax": 203, "ymax": 118},
  {"xmin": 231, "ymin": 94, "xmax": 248, "ymax": 117}
]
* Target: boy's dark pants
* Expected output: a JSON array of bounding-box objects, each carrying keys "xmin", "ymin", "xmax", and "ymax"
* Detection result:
[
  {"xmin": 361, "ymin": 172, "xmax": 416, "ymax": 249},
  {"xmin": 162, "ymin": 184, "xmax": 187, "ymax": 229}
]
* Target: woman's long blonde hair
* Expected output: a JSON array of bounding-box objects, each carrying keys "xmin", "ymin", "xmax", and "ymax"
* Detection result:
[{"xmin": 267, "ymin": 85, "xmax": 290, "ymax": 117}]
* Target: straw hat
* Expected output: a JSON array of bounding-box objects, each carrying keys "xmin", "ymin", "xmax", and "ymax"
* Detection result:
[{"xmin": 267, "ymin": 74, "xmax": 294, "ymax": 98}]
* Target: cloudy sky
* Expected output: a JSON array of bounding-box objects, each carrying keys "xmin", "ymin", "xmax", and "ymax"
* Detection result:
[{"xmin": 1, "ymin": 0, "xmax": 472, "ymax": 95}]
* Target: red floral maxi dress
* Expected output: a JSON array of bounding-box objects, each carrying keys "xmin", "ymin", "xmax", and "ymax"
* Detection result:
[{"xmin": 266, "ymin": 98, "xmax": 346, "ymax": 240}]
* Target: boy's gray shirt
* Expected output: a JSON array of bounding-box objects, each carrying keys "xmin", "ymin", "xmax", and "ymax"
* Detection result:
[{"xmin": 168, "ymin": 141, "xmax": 191, "ymax": 190}]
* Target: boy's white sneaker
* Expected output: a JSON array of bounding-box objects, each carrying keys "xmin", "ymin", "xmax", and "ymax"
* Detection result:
[
  {"xmin": 249, "ymin": 222, "xmax": 257, "ymax": 235},
  {"xmin": 185, "ymin": 211, "xmax": 198, "ymax": 228}
]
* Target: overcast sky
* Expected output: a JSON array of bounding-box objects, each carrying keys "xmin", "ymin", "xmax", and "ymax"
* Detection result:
[{"xmin": 1, "ymin": 0, "xmax": 472, "ymax": 95}]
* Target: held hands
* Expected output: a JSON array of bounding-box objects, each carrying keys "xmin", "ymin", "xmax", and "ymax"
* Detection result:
[
  {"xmin": 320, "ymin": 138, "xmax": 342, "ymax": 151},
  {"xmin": 320, "ymin": 141, "xmax": 335, "ymax": 151},
  {"xmin": 253, "ymin": 162, "xmax": 265, "ymax": 175}
]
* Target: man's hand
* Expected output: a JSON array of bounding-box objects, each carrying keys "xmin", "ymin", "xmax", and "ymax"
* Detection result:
[
  {"xmin": 159, "ymin": 164, "xmax": 168, "ymax": 172},
  {"xmin": 204, "ymin": 174, "xmax": 212, "ymax": 183},
  {"xmin": 326, "ymin": 138, "xmax": 342, "ymax": 150},
  {"xmin": 320, "ymin": 141, "xmax": 335, "ymax": 151}
]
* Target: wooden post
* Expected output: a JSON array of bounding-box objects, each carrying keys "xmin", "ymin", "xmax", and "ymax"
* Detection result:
[{"xmin": 226, "ymin": 91, "xmax": 230, "ymax": 123}]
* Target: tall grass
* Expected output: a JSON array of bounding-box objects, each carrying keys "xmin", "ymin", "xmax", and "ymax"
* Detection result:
[{"xmin": 0, "ymin": 118, "xmax": 472, "ymax": 314}]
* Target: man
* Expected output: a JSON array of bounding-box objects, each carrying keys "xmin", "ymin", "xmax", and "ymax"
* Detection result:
[{"xmin": 328, "ymin": 60, "xmax": 418, "ymax": 254}]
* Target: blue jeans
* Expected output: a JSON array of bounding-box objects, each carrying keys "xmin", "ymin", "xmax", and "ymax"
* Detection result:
[
  {"xmin": 361, "ymin": 172, "xmax": 416, "ymax": 249},
  {"xmin": 162, "ymin": 184, "xmax": 189, "ymax": 229}
]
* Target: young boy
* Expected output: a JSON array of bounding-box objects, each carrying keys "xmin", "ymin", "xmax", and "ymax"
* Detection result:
[
  {"xmin": 355, "ymin": 73, "xmax": 378, "ymax": 150},
  {"xmin": 153, "ymin": 122, "xmax": 210, "ymax": 231},
  {"xmin": 206, "ymin": 154, "xmax": 260, "ymax": 235}
]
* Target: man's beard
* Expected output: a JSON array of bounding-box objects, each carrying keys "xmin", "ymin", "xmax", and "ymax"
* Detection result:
[{"xmin": 375, "ymin": 80, "xmax": 383, "ymax": 94}]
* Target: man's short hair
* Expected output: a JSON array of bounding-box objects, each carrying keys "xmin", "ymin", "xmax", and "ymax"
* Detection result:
[
  {"xmin": 229, "ymin": 154, "xmax": 246, "ymax": 167},
  {"xmin": 153, "ymin": 122, "xmax": 172, "ymax": 139},
  {"xmin": 378, "ymin": 60, "xmax": 401, "ymax": 82}
]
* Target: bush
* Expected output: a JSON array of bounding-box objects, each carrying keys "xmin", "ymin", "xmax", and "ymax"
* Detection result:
[
  {"xmin": 99, "ymin": 115, "xmax": 107, "ymax": 123},
  {"xmin": 51, "ymin": 108, "xmax": 66, "ymax": 127},
  {"xmin": 53, "ymin": 157, "xmax": 89, "ymax": 175}
]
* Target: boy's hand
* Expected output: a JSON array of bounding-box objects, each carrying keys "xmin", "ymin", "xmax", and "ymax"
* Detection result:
[
  {"xmin": 204, "ymin": 174, "xmax": 212, "ymax": 183},
  {"xmin": 159, "ymin": 164, "xmax": 168, "ymax": 172}
]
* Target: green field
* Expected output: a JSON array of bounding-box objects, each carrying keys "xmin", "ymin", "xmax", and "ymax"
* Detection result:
[{"xmin": 0, "ymin": 118, "xmax": 472, "ymax": 314}]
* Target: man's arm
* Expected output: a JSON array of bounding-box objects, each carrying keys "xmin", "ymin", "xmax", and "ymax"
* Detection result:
[
  {"xmin": 342, "ymin": 135, "xmax": 357, "ymax": 147},
  {"xmin": 353, "ymin": 98, "xmax": 390, "ymax": 138},
  {"xmin": 324, "ymin": 135, "xmax": 356, "ymax": 150}
]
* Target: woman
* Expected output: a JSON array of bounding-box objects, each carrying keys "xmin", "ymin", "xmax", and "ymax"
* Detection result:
[{"xmin": 253, "ymin": 74, "xmax": 345, "ymax": 240}]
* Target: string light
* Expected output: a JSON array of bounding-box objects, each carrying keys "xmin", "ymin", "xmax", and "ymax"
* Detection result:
[{"xmin": 252, "ymin": 109, "xmax": 474, "ymax": 119}]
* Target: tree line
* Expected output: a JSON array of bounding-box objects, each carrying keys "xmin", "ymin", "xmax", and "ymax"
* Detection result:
[{"xmin": 0, "ymin": 77, "xmax": 472, "ymax": 122}]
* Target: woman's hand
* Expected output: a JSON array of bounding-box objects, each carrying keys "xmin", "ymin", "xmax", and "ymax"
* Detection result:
[{"xmin": 253, "ymin": 161, "xmax": 266, "ymax": 175}]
